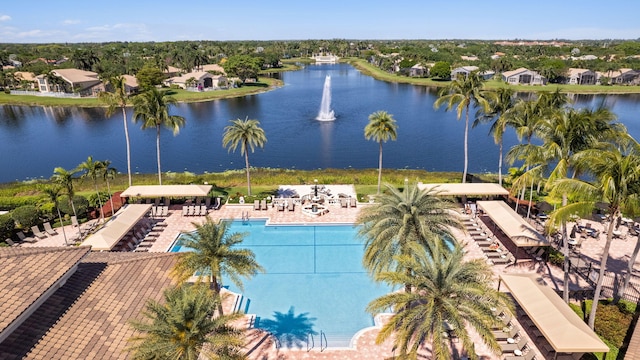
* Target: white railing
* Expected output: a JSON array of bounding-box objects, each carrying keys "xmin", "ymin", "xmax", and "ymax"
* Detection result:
[{"xmin": 10, "ymin": 90, "xmax": 94, "ymax": 98}]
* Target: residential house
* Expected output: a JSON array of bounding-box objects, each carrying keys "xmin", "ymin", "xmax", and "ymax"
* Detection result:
[
  {"xmin": 165, "ymin": 65, "xmax": 182, "ymax": 77},
  {"xmin": 200, "ymin": 63, "xmax": 226, "ymax": 75},
  {"xmin": 121, "ymin": 74, "xmax": 139, "ymax": 95},
  {"xmin": 409, "ymin": 64, "xmax": 427, "ymax": 77},
  {"xmin": 567, "ymin": 68, "xmax": 597, "ymax": 85},
  {"xmin": 35, "ymin": 68, "xmax": 104, "ymax": 96},
  {"xmin": 491, "ymin": 52, "xmax": 506, "ymax": 60},
  {"xmin": 460, "ymin": 55, "xmax": 479, "ymax": 61},
  {"xmin": 598, "ymin": 68, "xmax": 639, "ymax": 85},
  {"xmin": 501, "ymin": 67, "xmax": 547, "ymax": 85},
  {"xmin": 164, "ymin": 71, "xmax": 228, "ymax": 90},
  {"xmin": 0, "ymin": 247, "xmax": 178, "ymax": 359},
  {"xmin": 451, "ymin": 66, "xmax": 495, "ymax": 80},
  {"xmin": 13, "ymin": 71, "xmax": 37, "ymax": 89}
]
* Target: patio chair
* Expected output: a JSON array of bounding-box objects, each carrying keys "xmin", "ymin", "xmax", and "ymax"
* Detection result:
[
  {"xmin": 492, "ymin": 325, "xmax": 518, "ymax": 340},
  {"xmin": 162, "ymin": 206, "xmax": 169, "ymax": 217},
  {"xmin": 261, "ymin": 200, "xmax": 267, "ymax": 210},
  {"xmin": 350, "ymin": 197, "xmax": 357, "ymax": 207},
  {"xmin": 43, "ymin": 222, "xmax": 58, "ymax": 235},
  {"xmin": 17, "ymin": 231, "xmax": 37, "ymax": 243},
  {"xmin": 278, "ymin": 202, "xmax": 285, "ymax": 211},
  {"xmin": 288, "ymin": 201, "xmax": 295, "ymax": 211},
  {"xmin": 254, "ymin": 200, "xmax": 260, "ymax": 211},
  {"xmin": 200, "ymin": 205, "xmax": 207, "ymax": 216},
  {"xmin": 504, "ymin": 351, "xmax": 535, "ymax": 360},
  {"xmin": 31, "ymin": 225, "xmax": 47, "ymax": 239},
  {"xmin": 500, "ymin": 337, "xmax": 527, "ymax": 353},
  {"xmin": 182, "ymin": 205, "xmax": 188, "ymax": 216},
  {"xmin": 340, "ymin": 198, "xmax": 348, "ymax": 208},
  {"xmin": 5, "ymin": 238, "xmax": 19, "ymax": 247}
]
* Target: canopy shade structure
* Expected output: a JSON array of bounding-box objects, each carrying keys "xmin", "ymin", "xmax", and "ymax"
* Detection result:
[
  {"xmin": 500, "ymin": 273, "xmax": 609, "ymax": 353},
  {"xmin": 417, "ymin": 183, "xmax": 509, "ymax": 197},
  {"xmin": 477, "ymin": 200, "xmax": 549, "ymax": 247},
  {"xmin": 120, "ymin": 185, "xmax": 212, "ymax": 198},
  {"xmin": 82, "ymin": 204, "xmax": 151, "ymax": 251}
]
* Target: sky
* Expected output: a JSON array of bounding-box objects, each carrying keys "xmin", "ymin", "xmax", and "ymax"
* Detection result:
[{"xmin": 1, "ymin": 0, "xmax": 639, "ymax": 43}]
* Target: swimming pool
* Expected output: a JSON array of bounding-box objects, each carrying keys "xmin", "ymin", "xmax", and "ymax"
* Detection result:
[{"xmin": 170, "ymin": 219, "xmax": 390, "ymax": 348}]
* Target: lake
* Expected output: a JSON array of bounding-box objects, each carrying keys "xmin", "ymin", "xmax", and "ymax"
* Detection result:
[{"xmin": 1, "ymin": 63, "xmax": 640, "ymax": 183}]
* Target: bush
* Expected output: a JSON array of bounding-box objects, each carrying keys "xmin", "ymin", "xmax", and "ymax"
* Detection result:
[
  {"xmin": 548, "ymin": 248, "xmax": 564, "ymax": 266},
  {"xmin": 86, "ymin": 191, "xmax": 111, "ymax": 208},
  {"xmin": 0, "ymin": 214, "xmax": 15, "ymax": 240},
  {"xmin": 58, "ymin": 195, "xmax": 89, "ymax": 218},
  {"xmin": 11, "ymin": 205, "xmax": 40, "ymax": 229},
  {"xmin": 594, "ymin": 302, "xmax": 632, "ymax": 348}
]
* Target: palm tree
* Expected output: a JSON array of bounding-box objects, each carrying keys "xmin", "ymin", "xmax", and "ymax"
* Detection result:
[
  {"xmin": 99, "ymin": 76, "xmax": 133, "ymax": 187},
  {"xmin": 222, "ymin": 118, "xmax": 267, "ymax": 197},
  {"xmin": 367, "ymin": 244, "xmax": 512, "ymax": 360},
  {"xmin": 172, "ymin": 218, "xmax": 264, "ymax": 315},
  {"xmin": 52, "ymin": 166, "xmax": 81, "ymax": 239},
  {"xmin": 127, "ymin": 284, "xmax": 245, "ymax": 360},
  {"xmin": 101, "ymin": 161, "xmax": 117, "ymax": 217},
  {"xmin": 551, "ymin": 139, "xmax": 640, "ymax": 329},
  {"xmin": 356, "ymin": 183, "xmax": 462, "ymax": 293},
  {"xmin": 76, "ymin": 156, "xmax": 106, "ymax": 221},
  {"xmin": 133, "ymin": 88, "xmax": 185, "ymax": 185},
  {"xmin": 364, "ymin": 110, "xmax": 399, "ymax": 194},
  {"xmin": 434, "ymin": 71, "xmax": 490, "ymax": 183},
  {"xmin": 41, "ymin": 185, "xmax": 68, "ymax": 245},
  {"xmin": 473, "ymin": 88, "xmax": 515, "ymax": 186}
]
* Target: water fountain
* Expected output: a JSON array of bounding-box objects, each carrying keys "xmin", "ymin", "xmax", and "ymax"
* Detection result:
[{"xmin": 316, "ymin": 75, "xmax": 336, "ymax": 121}]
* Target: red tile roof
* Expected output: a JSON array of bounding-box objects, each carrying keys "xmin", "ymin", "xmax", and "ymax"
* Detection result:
[{"xmin": 0, "ymin": 249, "xmax": 178, "ymax": 359}]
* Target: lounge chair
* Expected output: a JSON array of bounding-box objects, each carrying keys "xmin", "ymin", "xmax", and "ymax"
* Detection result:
[
  {"xmin": 341, "ymin": 199, "xmax": 348, "ymax": 208},
  {"xmin": 161, "ymin": 206, "xmax": 169, "ymax": 217},
  {"xmin": 261, "ymin": 200, "xmax": 267, "ymax": 210},
  {"xmin": 43, "ymin": 222, "xmax": 58, "ymax": 235},
  {"xmin": 492, "ymin": 325, "xmax": 519, "ymax": 340},
  {"xmin": 254, "ymin": 200, "xmax": 260, "ymax": 210},
  {"xmin": 5, "ymin": 238, "xmax": 19, "ymax": 247},
  {"xmin": 350, "ymin": 197, "xmax": 357, "ymax": 207},
  {"xmin": 17, "ymin": 231, "xmax": 37, "ymax": 243},
  {"xmin": 500, "ymin": 337, "xmax": 527, "ymax": 353},
  {"xmin": 288, "ymin": 201, "xmax": 295, "ymax": 211},
  {"xmin": 277, "ymin": 202, "xmax": 285, "ymax": 211},
  {"xmin": 31, "ymin": 225, "xmax": 47, "ymax": 239},
  {"xmin": 504, "ymin": 351, "xmax": 535, "ymax": 360},
  {"xmin": 200, "ymin": 205, "xmax": 207, "ymax": 216},
  {"xmin": 182, "ymin": 205, "xmax": 188, "ymax": 216},
  {"xmin": 190, "ymin": 205, "xmax": 199, "ymax": 216}
]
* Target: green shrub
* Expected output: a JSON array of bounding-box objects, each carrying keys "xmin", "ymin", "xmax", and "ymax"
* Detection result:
[
  {"xmin": 616, "ymin": 299, "xmax": 636, "ymax": 315},
  {"xmin": 594, "ymin": 302, "xmax": 632, "ymax": 348},
  {"xmin": 58, "ymin": 195, "xmax": 89, "ymax": 218},
  {"xmin": 0, "ymin": 214, "xmax": 15, "ymax": 240},
  {"xmin": 11, "ymin": 205, "xmax": 40, "ymax": 229},
  {"xmin": 548, "ymin": 248, "xmax": 564, "ymax": 266},
  {"xmin": 86, "ymin": 191, "xmax": 111, "ymax": 208},
  {"xmin": 0, "ymin": 196, "xmax": 42, "ymax": 211}
]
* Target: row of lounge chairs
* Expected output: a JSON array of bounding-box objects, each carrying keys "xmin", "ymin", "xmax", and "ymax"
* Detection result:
[
  {"xmin": 254, "ymin": 200, "xmax": 269, "ymax": 211},
  {"xmin": 340, "ymin": 197, "xmax": 357, "ymax": 208},
  {"xmin": 150, "ymin": 206, "xmax": 169, "ymax": 217},
  {"xmin": 462, "ymin": 217, "xmax": 514, "ymax": 265},
  {"xmin": 134, "ymin": 220, "xmax": 168, "ymax": 252},
  {"xmin": 10, "ymin": 222, "xmax": 60, "ymax": 244},
  {"xmin": 182, "ymin": 205, "xmax": 208, "ymax": 217},
  {"xmin": 491, "ymin": 309, "xmax": 536, "ymax": 360}
]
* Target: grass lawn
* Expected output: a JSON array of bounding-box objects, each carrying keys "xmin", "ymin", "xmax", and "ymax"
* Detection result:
[
  {"xmin": 0, "ymin": 77, "xmax": 282, "ymax": 107},
  {"xmin": 348, "ymin": 58, "xmax": 640, "ymax": 94}
]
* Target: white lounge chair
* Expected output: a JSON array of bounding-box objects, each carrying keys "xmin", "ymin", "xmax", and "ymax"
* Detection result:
[
  {"xmin": 254, "ymin": 200, "xmax": 260, "ymax": 210},
  {"xmin": 161, "ymin": 206, "xmax": 169, "ymax": 217},
  {"xmin": 43, "ymin": 222, "xmax": 58, "ymax": 235},
  {"xmin": 182, "ymin": 205, "xmax": 188, "ymax": 216},
  {"xmin": 31, "ymin": 225, "xmax": 47, "ymax": 239},
  {"xmin": 350, "ymin": 197, "xmax": 357, "ymax": 207},
  {"xmin": 200, "ymin": 205, "xmax": 207, "ymax": 216},
  {"xmin": 17, "ymin": 231, "xmax": 37, "ymax": 243}
]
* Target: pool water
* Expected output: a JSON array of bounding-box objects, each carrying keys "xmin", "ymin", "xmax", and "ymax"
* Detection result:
[{"xmin": 170, "ymin": 220, "xmax": 389, "ymax": 348}]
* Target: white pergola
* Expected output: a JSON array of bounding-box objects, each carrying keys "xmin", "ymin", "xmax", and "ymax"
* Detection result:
[
  {"xmin": 417, "ymin": 182, "xmax": 509, "ymax": 197},
  {"xmin": 500, "ymin": 273, "xmax": 609, "ymax": 356},
  {"xmin": 120, "ymin": 185, "xmax": 212, "ymax": 199},
  {"xmin": 82, "ymin": 204, "xmax": 152, "ymax": 251}
]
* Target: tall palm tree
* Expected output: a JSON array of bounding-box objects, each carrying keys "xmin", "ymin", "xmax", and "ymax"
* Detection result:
[
  {"xmin": 41, "ymin": 185, "xmax": 68, "ymax": 245},
  {"xmin": 133, "ymin": 88, "xmax": 185, "ymax": 185},
  {"xmin": 127, "ymin": 284, "xmax": 245, "ymax": 360},
  {"xmin": 434, "ymin": 71, "xmax": 490, "ymax": 183},
  {"xmin": 172, "ymin": 218, "xmax": 264, "ymax": 315},
  {"xmin": 222, "ymin": 118, "xmax": 267, "ymax": 197},
  {"xmin": 367, "ymin": 244, "xmax": 512, "ymax": 360},
  {"xmin": 357, "ymin": 183, "xmax": 462, "ymax": 293},
  {"xmin": 473, "ymin": 87, "xmax": 515, "ymax": 185},
  {"xmin": 52, "ymin": 166, "xmax": 81, "ymax": 239},
  {"xmin": 99, "ymin": 76, "xmax": 133, "ymax": 187},
  {"xmin": 551, "ymin": 139, "xmax": 640, "ymax": 329},
  {"xmin": 76, "ymin": 156, "xmax": 106, "ymax": 221},
  {"xmin": 364, "ymin": 110, "xmax": 398, "ymax": 194}
]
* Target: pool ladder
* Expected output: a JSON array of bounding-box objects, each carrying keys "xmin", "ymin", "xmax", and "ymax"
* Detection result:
[
  {"xmin": 241, "ymin": 211, "xmax": 250, "ymax": 224},
  {"xmin": 306, "ymin": 331, "xmax": 327, "ymax": 352}
]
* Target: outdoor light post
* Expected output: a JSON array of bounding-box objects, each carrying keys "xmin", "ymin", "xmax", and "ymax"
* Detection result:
[{"xmin": 314, "ymin": 179, "xmax": 318, "ymax": 197}]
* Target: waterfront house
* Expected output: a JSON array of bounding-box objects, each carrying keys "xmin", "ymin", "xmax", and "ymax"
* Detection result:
[
  {"xmin": 164, "ymin": 71, "xmax": 228, "ymax": 90},
  {"xmin": 35, "ymin": 68, "xmax": 104, "ymax": 96},
  {"xmin": 501, "ymin": 67, "xmax": 546, "ymax": 85},
  {"xmin": 451, "ymin": 66, "xmax": 495, "ymax": 80},
  {"xmin": 567, "ymin": 68, "xmax": 597, "ymax": 85}
]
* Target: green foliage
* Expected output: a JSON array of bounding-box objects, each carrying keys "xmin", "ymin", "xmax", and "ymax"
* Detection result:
[
  {"xmin": 11, "ymin": 205, "xmax": 40, "ymax": 229},
  {"xmin": 87, "ymin": 191, "xmax": 111, "ymax": 208},
  {"xmin": 430, "ymin": 61, "xmax": 451, "ymax": 79},
  {"xmin": 135, "ymin": 64, "xmax": 164, "ymax": 90},
  {"xmin": 594, "ymin": 302, "xmax": 633, "ymax": 348},
  {"xmin": 0, "ymin": 214, "xmax": 15, "ymax": 240},
  {"xmin": 58, "ymin": 195, "xmax": 89, "ymax": 217},
  {"xmin": 222, "ymin": 55, "xmax": 262, "ymax": 83},
  {"xmin": 547, "ymin": 248, "xmax": 564, "ymax": 266}
]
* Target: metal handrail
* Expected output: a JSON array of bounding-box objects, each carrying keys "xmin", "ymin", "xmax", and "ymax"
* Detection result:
[
  {"xmin": 320, "ymin": 330, "xmax": 328, "ymax": 351},
  {"xmin": 307, "ymin": 332, "xmax": 315, "ymax": 352}
]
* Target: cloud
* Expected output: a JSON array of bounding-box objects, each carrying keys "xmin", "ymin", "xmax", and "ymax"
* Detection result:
[
  {"xmin": 62, "ymin": 19, "xmax": 80, "ymax": 25},
  {"xmin": 0, "ymin": 14, "xmax": 11, "ymax": 21}
]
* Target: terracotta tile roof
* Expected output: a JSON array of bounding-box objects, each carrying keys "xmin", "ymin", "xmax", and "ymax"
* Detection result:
[
  {"xmin": 0, "ymin": 246, "xmax": 91, "ymax": 338},
  {"xmin": 0, "ymin": 251, "xmax": 178, "ymax": 360}
]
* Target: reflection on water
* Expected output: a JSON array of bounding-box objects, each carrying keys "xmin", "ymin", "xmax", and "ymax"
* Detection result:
[{"xmin": 0, "ymin": 64, "xmax": 639, "ymax": 183}]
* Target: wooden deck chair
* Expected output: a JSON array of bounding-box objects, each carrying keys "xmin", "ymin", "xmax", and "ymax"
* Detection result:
[
  {"xmin": 17, "ymin": 231, "xmax": 37, "ymax": 243},
  {"xmin": 43, "ymin": 222, "xmax": 58, "ymax": 235},
  {"xmin": 31, "ymin": 225, "xmax": 47, "ymax": 239}
]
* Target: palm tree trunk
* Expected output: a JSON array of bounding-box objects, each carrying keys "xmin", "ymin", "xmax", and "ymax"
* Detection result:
[
  {"xmin": 212, "ymin": 276, "xmax": 224, "ymax": 315},
  {"xmin": 377, "ymin": 142, "xmax": 383, "ymax": 194},
  {"xmin": 589, "ymin": 213, "xmax": 618, "ymax": 329},
  {"xmin": 498, "ymin": 139, "xmax": 503, "ymax": 186},
  {"xmin": 70, "ymin": 199, "xmax": 81, "ymax": 239},
  {"xmin": 562, "ymin": 193, "xmax": 570, "ymax": 303},
  {"xmin": 618, "ymin": 234, "xmax": 640, "ymax": 301},
  {"xmin": 244, "ymin": 150, "xmax": 251, "ymax": 196},
  {"xmin": 94, "ymin": 181, "xmax": 104, "ymax": 221},
  {"xmin": 462, "ymin": 105, "xmax": 470, "ymax": 183},
  {"xmin": 122, "ymin": 106, "xmax": 132, "ymax": 187},
  {"xmin": 156, "ymin": 125, "xmax": 162, "ymax": 185},
  {"xmin": 106, "ymin": 178, "xmax": 114, "ymax": 218},
  {"xmin": 527, "ymin": 176, "xmax": 534, "ymax": 219},
  {"xmin": 57, "ymin": 206, "xmax": 68, "ymax": 246}
]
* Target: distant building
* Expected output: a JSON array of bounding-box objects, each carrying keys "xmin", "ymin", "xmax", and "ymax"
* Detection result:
[
  {"xmin": 567, "ymin": 68, "xmax": 597, "ymax": 85},
  {"xmin": 501, "ymin": 67, "xmax": 546, "ymax": 85},
  {"xmin": 597, "ymin": 68, "xmax": 640, "ymax": 85},
  {"xmin": 35, "ymin": 68, "xmax": 104, "ymax": 96},
  {"xmin": 451, "ymin": 66, "xmax": 495, "ymax": 80},
  {"xmin": 164, "ymin": 71, "xmax": 228, "ymax": 90},
  {"xmin": 313, "ymin": 54, "xmax": 339, "ymax": 64}
]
